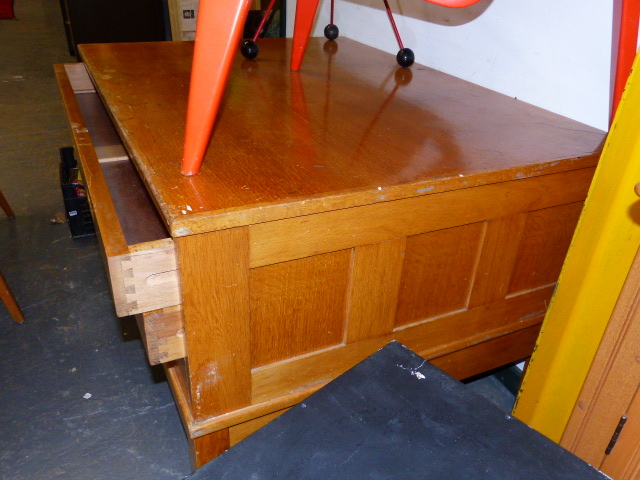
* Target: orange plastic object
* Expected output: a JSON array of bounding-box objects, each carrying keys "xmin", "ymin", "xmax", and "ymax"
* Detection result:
[
  {"xmin": 425, "ymin": 0, "xmax": 482, "ymax": 6},
  {"xmin": 291, "ymin": 0, "xmax": 323, "ymax": 71},
  {"xmin": 182, "ymin": 0, "xmax": 483, "ymax": 175},
  {"xmin": 292, "ymin": 0, "xmax": 481, "ymax": 71},
  {"xmin": 612, "ymin": 0, "xmax": 640, "ymax": 121},
  {"xmin": 181, "ymin": 0, "xmax": 252, "ymax": 176}
]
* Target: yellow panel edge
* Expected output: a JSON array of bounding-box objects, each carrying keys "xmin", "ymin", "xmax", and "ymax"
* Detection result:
[{"xmin": 512, "ymin": 51, "xmax": 640, "ymax": 442}]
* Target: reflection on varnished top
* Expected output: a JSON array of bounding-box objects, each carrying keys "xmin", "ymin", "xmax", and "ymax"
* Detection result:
[{"xmin": 78, "ymin": 38, "xmax": 605, "ymax": 236}]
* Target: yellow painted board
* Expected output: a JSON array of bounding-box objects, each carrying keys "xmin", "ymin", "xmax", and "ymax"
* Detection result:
[{"xmin": 513, "ymin": 50, "xmax": 640, "ymax": 442}]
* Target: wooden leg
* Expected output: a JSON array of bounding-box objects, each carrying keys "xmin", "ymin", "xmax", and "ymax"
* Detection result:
[
  {"xmin": 175, "ymin": 228, "xmax": 252, "ymax": 419},
  {"xmin": 0, "ymin": 272, "xmax": 24, "ymax": 323},
  {"xmin": 189, "ymin": 429, "xmax": 231, "ymax": 469},
  {"xmin": 290, "ymin": 0, "xmax": 322, "ymax": 71},
  {"xmin": 181, "ymin": 0, "xmax": 252, "ymax": 176},
  {"xmin": 0, "ymin": 190, "xmax": 15, "ymax": 218}
]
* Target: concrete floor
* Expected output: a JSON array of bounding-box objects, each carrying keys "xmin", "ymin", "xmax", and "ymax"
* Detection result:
[
  {"xmin": 0, "ymin": 2, "xmax": 192, "ymax": 478},
  {"xmin": 0, "ymin": 2, "xmax": 516, "ymax": 478}
]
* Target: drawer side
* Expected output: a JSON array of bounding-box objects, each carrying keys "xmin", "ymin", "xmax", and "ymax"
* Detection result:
[{"xmin": 55, "ymin": 63, "xmax": 181, "ymax": 318}]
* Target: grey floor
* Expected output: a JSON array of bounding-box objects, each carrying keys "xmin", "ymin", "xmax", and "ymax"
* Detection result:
[
  {"xmin": 0, "ymin": 2, "xmax": 516, "ymax": 478},
  {"xmin": 0, "ymin": 2, "xmax": 192, "ymax": 478}
]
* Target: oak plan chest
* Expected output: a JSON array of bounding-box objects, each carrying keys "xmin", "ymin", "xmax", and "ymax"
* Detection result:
[{"xmin": 55, "ymin": 37, "xmax": 605, "ymax": 469}]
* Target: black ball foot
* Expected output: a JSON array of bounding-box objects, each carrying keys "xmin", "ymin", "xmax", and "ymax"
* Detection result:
[
  {"xmin": 324, "ymin": 24, "xmax": 339, "ymax": 40},
  {"xmin": 396, "ymin": 48, "xmax": 414, "ymax": 67},
  {"xmin": 241, "ymin": 40, "xmax": 259, "ymax": 60}
]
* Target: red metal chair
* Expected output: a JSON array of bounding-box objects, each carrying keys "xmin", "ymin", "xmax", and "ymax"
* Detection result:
[{"xmin": 180, "ymin": 0, "xmax": 483, "ymax": 176}]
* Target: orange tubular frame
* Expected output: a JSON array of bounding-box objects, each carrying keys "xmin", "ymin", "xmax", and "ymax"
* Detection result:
[
  {"xmin": 181, "ymin": 0, "xmax": 483, "ymax": 175},
  {"xmin": 612, "ymin": 0, "xmax": 640, "ymax": 121},
  {"xmin": 181, "ymin": 0, "xmax": 252, "ymax": 176}
]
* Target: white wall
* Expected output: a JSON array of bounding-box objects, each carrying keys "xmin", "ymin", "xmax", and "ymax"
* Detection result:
[{"xmin": 286, "ymin": 0, "xmax": 614, "ymax": 131}]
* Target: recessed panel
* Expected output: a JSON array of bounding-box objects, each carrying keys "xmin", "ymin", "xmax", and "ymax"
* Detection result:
[
  {"xmin": 508, "ymin": 202, "xmax": 583, "ymax": 295},
  {"xmin": 250, "ymin": 250, "xmax": 351, "ymax": 367},
  {"xmin": 395, "ymin": 223, "xmax": 484, "ymax": 326}
]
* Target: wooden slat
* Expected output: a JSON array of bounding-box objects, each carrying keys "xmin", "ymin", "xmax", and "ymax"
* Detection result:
[
  {"xmin": 346, "ymin": 239, "xmax": 405, "ymax": 343},
  {"xmin": 176, "ymin": 228, "xmax": 252, "ymax": 421},
  {"xmin": 249, "ymin": 250, "xmax": 351, "ymax": 367},
  {"xmin": 395, "ymin": 223, "xmax": 484, "ymax": 326},
  {"xmin": 249, "ymin": 168, "xmax": 596, "ymax": 268}
]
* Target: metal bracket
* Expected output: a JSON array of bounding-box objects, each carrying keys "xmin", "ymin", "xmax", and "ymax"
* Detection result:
[{"xmin": 605, "ymin": 415, "xmax": 628, "ymax": 455}]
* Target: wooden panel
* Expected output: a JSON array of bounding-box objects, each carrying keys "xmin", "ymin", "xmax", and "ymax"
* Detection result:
[
  {"xmin": 252, "ymin": 286, "xmax": 553, "ymax": 404},
  {"xmin": 108, "ymin": 239, "xmax": 180, "ymax": 316},
  {"xmin": 561, "ymin": 241, "xmax": 640, "ymax": 467},
  {"xmin": 346, "ymin": 239, "xmax": 405, "ymax": 343},
  {"xmin": 229, "ymin": 408, "xmax": 290, "ymax": 447},
  {"xmin": 78, "ymin": 40, "xmax": 603, "ymax": 237},
  {"xmin": 190, "ymin": 429, "xmax": 230, "ymax": 470},
  {"xmin": 176, "ymin": 228, "xmax": 252, "ymax": 421},
  {"xmin": 135, "ymin": 305, "xmax": 185, "ymax": 365},
  {"xmin": 250, "ymin": 250, "xmax": 351, "ymax": 367},
  {"xmin": 165, "ymin": 359, "xmax": 194, "ymax": 427},
  {"xmin": 468, "ymin": 214, "xmax": 527, "ymax": 308},
  {"xmin": 599, "ymin": 387, "xmax": 640, "ymax": 479},
  {"xmin": 100, "ymin": 160, "xmax": 169, "ymax": 245},
  {"xmin": 249, "ymin": 168, "xmax": 596, "ymax": 268},
  {"xmin": 74, "ymin": 91, "xmax": 124, "ymax": 148},
  {"xmin": 395, "ymin": 223, "xmax": 484, "ymax": 326},
  {"xmin": 508, "ymin": 202, "xmax": 583, "ymax": 294},
  {"xmin": 430, "ymin": 324, "xmax": 541, "ymax": 380},
  {"xmin": 163, "ymin": 291, "xmax": 550, "ymax": 443}
]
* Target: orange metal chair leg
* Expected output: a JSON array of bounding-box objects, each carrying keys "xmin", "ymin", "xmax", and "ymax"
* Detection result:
[
  {"xmin": 181, "ymin": 0, "xmax": 253, "ymax": 176},
  {"xmin": 290, "ymin": 0, "xmax": 482, "ymax": 71},
  {"xmin": 0, "ymin": 271, "xmax": 23, "ymax": 323},
  {"xmin": 612, "ymin": 0, "xmax": 640, "ymax": 120},
  {"xmin": 291, "ymin": 0, "xmax": 323, "ymax": 71},
  {"xmin": 181, "ymin": 0, "xmax": 484, "ymax": 175}
]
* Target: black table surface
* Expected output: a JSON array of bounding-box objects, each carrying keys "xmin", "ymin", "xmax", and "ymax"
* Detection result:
[{"xmin": 186, "ymin": 341, "xmax": 607, "ymax": 479}]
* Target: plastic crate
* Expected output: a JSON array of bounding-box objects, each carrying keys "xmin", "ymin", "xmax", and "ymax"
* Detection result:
[{"xmin": 59, "ymin": 147, "xmax": 95, "ymax": 238}]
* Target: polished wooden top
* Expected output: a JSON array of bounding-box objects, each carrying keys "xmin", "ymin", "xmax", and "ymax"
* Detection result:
[{"xmin": 79, "ymin": 38, "xmax": 605, "ymax": 237}]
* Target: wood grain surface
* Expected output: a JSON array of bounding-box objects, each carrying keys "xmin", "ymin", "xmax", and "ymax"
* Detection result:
[{"xmin": 78, "ymin": 38, "xmax": 604, "ymax": 237}]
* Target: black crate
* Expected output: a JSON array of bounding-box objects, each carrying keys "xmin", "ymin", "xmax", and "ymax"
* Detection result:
[{"xmin": 59, "ymin": 147, "xmax": 95, "ymax": 238}]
